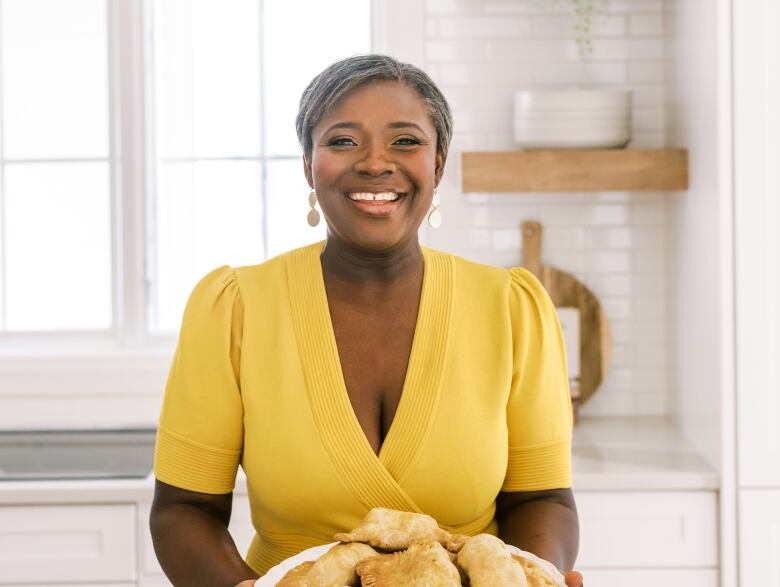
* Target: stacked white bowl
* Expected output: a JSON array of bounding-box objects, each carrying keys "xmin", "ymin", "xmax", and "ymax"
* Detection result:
[{"xmin": 513, "ymin": 86, "xmax": 632, "ymax": 148}]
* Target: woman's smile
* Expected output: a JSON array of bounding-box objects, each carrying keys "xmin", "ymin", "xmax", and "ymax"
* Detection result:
[{"xmin": 346, "ymin": 191, "xmax": 407, "ymax": 217}]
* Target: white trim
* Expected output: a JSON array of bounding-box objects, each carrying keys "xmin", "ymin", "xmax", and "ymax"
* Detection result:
[
  {"xmin": 0, "ymin": 1, "xmax": 6, "ymax": 330},
  {"xmin": 114, "ymin": 0, "xmax": 149, "ymax": 350},
  {"xmin": 718, "ymin": 0, "xmax": 738, "ymax": 584},
  {"xmin": 142, "ymin": 0, "xmax": 159, "ymax": 333},
  {"xmin": 373, "ymin": 0, "xmax": 426, "ymax": 68}
]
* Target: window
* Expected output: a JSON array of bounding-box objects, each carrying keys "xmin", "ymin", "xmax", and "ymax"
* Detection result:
[
  {"xmin": 0, "ymin": 0, "xmax": 112, "ymax": 332},
  {"xmin": 0, "ymin": 0, "xmax": 371, "ymax": 341}
]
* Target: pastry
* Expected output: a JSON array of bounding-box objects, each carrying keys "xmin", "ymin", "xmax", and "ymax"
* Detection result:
[
  {"xmin": 355, "ymin": 540, "xmax": 461, "ymax": 587},
  {"xmin": 275, "ymin": 560, "xmax": 315, "ymax": 586},
  {"xmin": 445, "ymin": 534, "xmax": 469, "ymax": 553},
  {"xmin": 334, "ymin": 508, "xmax": 451, "ymax": 551},
  {"xmin": 512, "ymin": 554, "xmax": 560, "ymax": 586},
  {"xmin": 305, "ymin": 542, "xmax": 378, "ymax": 586},
  {"xmin": 456, "ymin": 534, "xmax": 528, "ymax": 587}
]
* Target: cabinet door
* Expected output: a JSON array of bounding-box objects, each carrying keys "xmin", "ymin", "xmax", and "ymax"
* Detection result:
[
  {"xmin": 580, "ymin": 569, "xmax": 717, "ymax": 587},
  {"xmin": 734, "ymin": 0, "xmax": 780, "ymax": 487},
  {"xmin": 576, "ymin": 491, "xmax": 718, "ymax": 568},
  {"xmin": 739, "ymin": 489, "xmax": 780, "ymax": 587},
  {"xmin": 0, "ymin": 504, "xmax": 135, "ymax": 584}
]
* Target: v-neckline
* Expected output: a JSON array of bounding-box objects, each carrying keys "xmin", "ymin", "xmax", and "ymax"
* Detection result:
[
  {"xmin": 287, "ymin": 241, "xmax": 454, "ymax": 502},
  {"xmin": 319, "ymin": 247, "xmax": 427, "ymax": 460}
]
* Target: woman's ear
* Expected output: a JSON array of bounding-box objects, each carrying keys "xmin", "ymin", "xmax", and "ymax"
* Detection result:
[
  {"xmin": 303, "ymin": 155, "xmax": 314, "ymax": 189},
  {"xmin": 434, "ymin": 152, "xmax": 445, "ymax": 186}
]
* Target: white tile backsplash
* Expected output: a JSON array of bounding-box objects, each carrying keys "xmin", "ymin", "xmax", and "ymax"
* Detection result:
[
  {"xmin": 629, "ymin": 13, "xmax": 665, "ymax": 36},
  {"xmin": 427, "ymin": 0, "xmax": 485, "ymax": 16},
  {"xmin": 628, "ymin": 61, "xmax": 665, "ymax": 83},
  {"xmin": 426, "ymin": 40, "xmax": 487, "ymax": 62},
  {"xmin": 421, "ymin": 0, "xmax": 670, "ymax": 416},
  {"xmin": 531, "ymin": 14, "xmax": 627, "ymax": 37},
  {"xmin": 437, "ymin": 16, "xmax": 532, "ymax": 38}
]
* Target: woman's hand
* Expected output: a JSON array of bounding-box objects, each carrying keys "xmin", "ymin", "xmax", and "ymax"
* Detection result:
[
  {"xmin": 564, "ymin": 570, "xmax": 584, "ymax": 586},
  {"xmin": 234, "ymin": 581, "xmax": 256, "ymax": 587}
]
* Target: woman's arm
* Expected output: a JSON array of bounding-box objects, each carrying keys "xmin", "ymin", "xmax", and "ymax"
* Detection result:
[
  {"xmin": 496, "ymin": 487, "xmax": 579, "ymax": 571},
  {"xmin": 149, "ymin": 479, "xmax": 259, "ymax": 587}
]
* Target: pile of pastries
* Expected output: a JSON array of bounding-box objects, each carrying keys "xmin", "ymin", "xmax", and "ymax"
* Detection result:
[{"xmin": 275, "ymin": 507, "xmax": 561, "ymax": 586}]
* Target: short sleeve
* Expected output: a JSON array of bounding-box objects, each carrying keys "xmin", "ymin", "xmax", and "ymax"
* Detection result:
[
  {"xmin": 502, "ymin": 267, "xmax": 573, "ymax": 492},
  {"xmin": 153, "ymin": 266, "xmax": 244, "ymax": 494}
]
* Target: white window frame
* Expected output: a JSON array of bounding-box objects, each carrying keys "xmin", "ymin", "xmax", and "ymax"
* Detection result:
[{"xmin": 0, "ymin": 0, "xmax": 426, "ymax": 429}]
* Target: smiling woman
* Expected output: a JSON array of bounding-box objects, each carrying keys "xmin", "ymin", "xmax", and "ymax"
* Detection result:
[
  {"xmin": 149, "ymin": 55, "xmax": 582, "ymax": 587},
  {"xmin": 305, "ymin": 81, "xmax": 443, "ymax": 254}
]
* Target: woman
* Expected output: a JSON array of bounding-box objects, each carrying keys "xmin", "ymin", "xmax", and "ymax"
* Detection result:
[{"xmin": 150, "ymin": 55, "xmax": 582, "ymax": 587}]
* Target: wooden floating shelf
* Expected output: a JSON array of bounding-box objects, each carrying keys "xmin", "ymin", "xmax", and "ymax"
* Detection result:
[{"xmin": 461, "ymin": 148, "xmax": 688, "ymax": 192}]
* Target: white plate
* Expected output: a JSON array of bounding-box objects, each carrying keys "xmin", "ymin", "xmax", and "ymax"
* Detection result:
[{"xmin": 257, "ymin": 541, "xmax": 566, "ymax": 586}]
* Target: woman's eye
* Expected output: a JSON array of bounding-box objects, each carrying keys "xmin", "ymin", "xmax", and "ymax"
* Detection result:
[
  {"xmin": 328, "ymin": 137, "xmax": 356, "ymax": 147},
  {"xmin": 395, "ymin": 137, "xmax": 422, "ymax": 146}
]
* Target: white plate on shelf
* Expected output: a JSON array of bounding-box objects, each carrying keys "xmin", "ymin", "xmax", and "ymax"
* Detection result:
[{"xmin": 257, "ymin": 541, "xmax": 566, "ymax": 586}]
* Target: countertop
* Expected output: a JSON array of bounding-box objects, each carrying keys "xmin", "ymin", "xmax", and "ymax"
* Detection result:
[
  {"xmin": 571, "ymin": 416, "xmax": 718, "ymax": 491},
  {"xmin": 0, "ymin": 416, "xmax": 718, "ymax": 505}
]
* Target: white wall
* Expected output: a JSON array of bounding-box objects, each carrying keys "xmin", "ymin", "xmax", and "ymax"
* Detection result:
[
  {"xmin": 663, "ymin": 0, "xmax": 727, "ymax": 471},
  {"xmin": 418, "ymin": 0, "xmax": 671, "ymax": 416},
  {"xmin": 664, "ymin": 0, "xmax": 736, "ymax": 583}
]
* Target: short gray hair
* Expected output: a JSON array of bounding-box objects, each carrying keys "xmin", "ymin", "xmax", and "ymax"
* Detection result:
[{"xmin": 296, "ymin": 54, "xmax": 453, "ymax": 163}]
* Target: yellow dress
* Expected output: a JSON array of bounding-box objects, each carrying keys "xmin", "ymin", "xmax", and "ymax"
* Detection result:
[{"xmin": 154, "ymin": 241, "xmax": 572, "ymax": 576}]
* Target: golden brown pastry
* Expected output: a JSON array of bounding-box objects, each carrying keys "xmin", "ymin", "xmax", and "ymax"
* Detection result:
[
  {"xmin": 355, "ymin": 540, "xmax": 461, "ymax": 587},
  {"xmin": 512, "ymin": 554, "xmax": 560, "ymax": 587},
  {"xmin": 275, "ymin": 560, "xmax": 315, "ymax": 586},
  {"xmin": 456, "ymin": 534, "xmax": 528, "ymax": 587},
  {"xmin": 305, "ymin": 542, "xmax": 378, "ymax": 587},
  {"xmin": 334, "ymin": 508, "xmax": 451, "ymax": 551},
  {"xmin": 445, "ymin": 534, "xmax": 469, "ymax": 553}
]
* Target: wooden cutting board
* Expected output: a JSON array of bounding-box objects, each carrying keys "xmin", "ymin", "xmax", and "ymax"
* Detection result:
[{"xmin": 521, "ymin": 221, "xmax": 611, "ymax": 407}]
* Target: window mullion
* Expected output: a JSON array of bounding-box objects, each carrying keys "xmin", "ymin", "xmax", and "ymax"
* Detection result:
[
  {"xmin": 258, "ymin": 0, "xmax": 268, "ymax": 260},
  {"xmin": 0, "ymin": 2, "xmax": 6, "ymax": 331},
  {"xmin": 112, "ymin": 0, "xmax": 149, "ymax": 350}
]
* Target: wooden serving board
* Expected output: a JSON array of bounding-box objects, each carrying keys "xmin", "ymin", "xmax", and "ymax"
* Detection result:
[{"xmin": 521, "ymin": 221, "xmax": 611, "ymax": 407}]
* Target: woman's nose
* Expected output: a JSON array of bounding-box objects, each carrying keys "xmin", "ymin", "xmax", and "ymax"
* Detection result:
[{"xmin": 353, "ymin": 144, "xmax": 396, "ymax": 176}]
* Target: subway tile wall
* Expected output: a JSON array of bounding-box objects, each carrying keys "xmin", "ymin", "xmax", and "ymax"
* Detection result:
[{"xmin": 418, "ymin": 0, "xmax": 669, "ymax": 416}]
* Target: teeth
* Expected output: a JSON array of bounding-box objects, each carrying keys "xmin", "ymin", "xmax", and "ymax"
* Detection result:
[{"xmin": 348, "ymin": 192, "xmax": 400, "ymax": 201}]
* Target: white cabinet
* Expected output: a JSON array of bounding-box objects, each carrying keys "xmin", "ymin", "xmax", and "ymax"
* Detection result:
[
  {"xmin": 739, "ymin": 489, "xmax": 780, "ymax": 587},
  {"xmin": 733, "ymin": 0, "xmax": 780, "ymax": 490},
  {"xmin": 583, "ymin": 569, "xmax": 718, "ymax": 587},
  {"xmin": 732, "ymin": 1, "xmax": 780, "ymax": 584},
  {"xmin": 0, "ymin": 504, "xmax": 136, "ymax": 585},
  {"xmin": 576, "ymin": 491, "xmax": 717, "ymax": 584}
]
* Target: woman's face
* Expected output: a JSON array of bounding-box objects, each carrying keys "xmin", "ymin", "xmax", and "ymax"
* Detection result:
[{"xmin": 304, "ymin": 81, "xmax": 444, "ymax": 253}]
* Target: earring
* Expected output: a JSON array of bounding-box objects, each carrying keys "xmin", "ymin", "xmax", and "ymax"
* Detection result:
[
  {"xmin": 307, "ymin": 190, "xmax": 320, "ymax": 227},
  {"xmin": 427, "ymin": 189, "xmax": 442, "ymax": 228}
]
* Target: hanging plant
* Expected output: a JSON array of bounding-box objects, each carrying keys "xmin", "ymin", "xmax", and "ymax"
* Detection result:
[{"xmin": 551, "ymin": 0, "xmax": 611, "ymax": 61}]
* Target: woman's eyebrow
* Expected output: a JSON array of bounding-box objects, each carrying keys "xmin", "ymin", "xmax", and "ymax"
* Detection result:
[
  {"xmin": 388, "ymin": 121, "xmax": 426, "ymax": 133},
  {"xmin": 324, "ymin": 122, "xmax": 361, "ymax": 133},
  {"xmin": 322, "ymin": 121, "xmax": 428, "ymax": 134}
]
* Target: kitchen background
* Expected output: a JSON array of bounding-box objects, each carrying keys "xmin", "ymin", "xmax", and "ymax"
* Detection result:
[
  {"xmin": 422, "ymin": 0, "xmax": 671, "ymax": 418},
  {"xmin": 1, "ymin": 0, "xmax": 778, "ymax": 586}
]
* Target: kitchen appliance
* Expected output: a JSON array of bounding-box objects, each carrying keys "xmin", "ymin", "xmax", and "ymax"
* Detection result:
[{"xmin": 0, "ymin": 429, "xmax": 156, "ymax": 480}]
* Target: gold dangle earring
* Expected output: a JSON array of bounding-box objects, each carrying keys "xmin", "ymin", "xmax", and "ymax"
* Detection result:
[
  {"xmin": 307, "ymin": 189, "xmax": 320, "ymax": 227},
  {"xmin": 427, "ymin": 188, "xmax": 442, "ymax": 228}
]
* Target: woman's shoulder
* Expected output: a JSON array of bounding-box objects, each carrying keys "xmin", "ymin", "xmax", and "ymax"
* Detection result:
[{"xmin": 423, "ymin": 246, "xmax": 540, "ymax": 290}]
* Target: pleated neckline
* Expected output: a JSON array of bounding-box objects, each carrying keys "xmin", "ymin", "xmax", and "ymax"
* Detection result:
[{"xmin": 287, "ymin": 241, "xmax": 454, "ymax": 511}]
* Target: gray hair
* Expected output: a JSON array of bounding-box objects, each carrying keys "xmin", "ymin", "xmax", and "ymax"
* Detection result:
[{"xmin": 296, "ymin": 54, "xmax": 453, "ymax": 164}]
